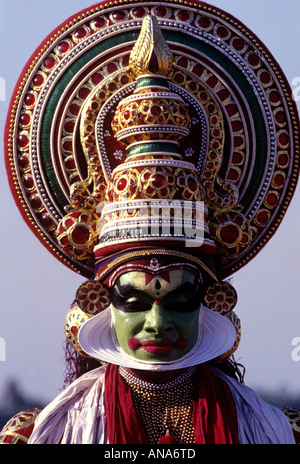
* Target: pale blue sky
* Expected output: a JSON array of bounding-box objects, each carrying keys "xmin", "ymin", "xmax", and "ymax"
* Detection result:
[{"xmin": 0, "ymin": 0, "xmax": 299, "ymax": 405}]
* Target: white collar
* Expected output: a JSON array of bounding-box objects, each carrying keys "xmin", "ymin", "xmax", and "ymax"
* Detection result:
[{"xmin": 78, "ymin": 304, "xmax": 236, "ymax": 371}]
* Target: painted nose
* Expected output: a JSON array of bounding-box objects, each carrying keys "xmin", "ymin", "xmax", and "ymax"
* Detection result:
[{"xmin": 144, "ymin": 302, "xmax": 173, "ymax": 335}]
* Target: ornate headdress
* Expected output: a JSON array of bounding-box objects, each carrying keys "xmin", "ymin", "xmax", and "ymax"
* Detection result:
[{"xmin": 5, "ymin": 1, "xmax": 299, "ymax": 364}]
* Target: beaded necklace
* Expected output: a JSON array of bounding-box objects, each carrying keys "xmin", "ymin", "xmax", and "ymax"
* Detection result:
[{"xmin": 119, "ymin": 366, "xmax": 196, "ymax": 444}]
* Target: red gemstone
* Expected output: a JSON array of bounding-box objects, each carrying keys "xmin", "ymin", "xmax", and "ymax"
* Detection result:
[
  {"xmin": 78, "ymin": 87, "xmax": 91, "ymax": 99},
  {"xmin": 44, "ymin": 56, "xmax": 56, "ymax": 69},
  {"xmin": 71, "ymin": 224, "xmax": 90, "ymax": 245},
  {"xmin": 206, "ymin": 76, "xmax": 218, "ymax": 88},
  {"xmin": 228, "ymin": 168, "xmax": 239, "ymax": 181},
  {"xmin": 42, "ymin": 214, "xmax": 54, "ymax": 229},
  {"xmin": 151, "ymin": 173, "xmax": 166, "ymax": 188},
  {"xmin": 266, "ymin": 193, "xmax": 278, "ymax": 207},
  {"xmin": 232, "ymin": 152, "xmax": 243, "ymax": 164},
  {"xmin": 216, "ymin": 26, "xmax": 229, "ymax": 38},
  {"xmin": 277, "ymin": 153, "xmax": 288, "ymax": 166},
  {"xmin": 192, "ymin": 64, "xmax": 204, "ymax": 76},
  {"xmin": 20, "ymin": 113, "xmax": 31, "ymax": 126},
  {"xmin": 74, "ymin": 27, "xmax": 87, "ymax": 39},
  {"xmin": 88, "ymin": 292, "xmax": 98, "ymax": 301},
  {"xmin": 174, "ymin": 73, "xmax": 184, "ymax": 84},
  {"xmin": 108, "ymin": 63, "xmax": 118, "ymax": 73},
  {"xmin": 25, "ymin": 93, "xmax": 35, "ymax": 106},
  {"xmin": 33, "ymin": 73, "xmax": 44, "ymax": 87},
  {"xmin": 18, "ymin": 134, "xmax": 29, "ymax": 148},
  {"xmin": 177, "ymin": 10, "xmax": 190, "ymax": 22},
  {"xmin": 273, "ymin": 173, "xmax": 284, "ymax": 187},
  {"xmin": 71, "ymin": 326, "xmax": 78, "ymax": 335},
  {"xmin": 220, "ymin": 224, "xmax": 239, "ymax": 244},
  {"xmin": 57, "ymin": 41, "xmax": 70, "ymax": 54},
  {"xmin": 200, "ymin": 91, "xmax": 208, "ymax": 101},
  {"xmin": 65, "ymin": 158, "xmax": 76, "ymax": 170},
  {"xmin": 189, "ymin": 81, "xmax": 198, "ymax": 91},
  {"xmin": 113, "ymin": 11, "xmax": 126, "ymax": 21},
  {"xmin": 69, "ymin": 104, "xmax": 80, "ymax": 116},
  {"xmin": 132, "ymin": 7, "xmax": 146, "ymax": 18},
  {"xmin": 234, "ymin": 136, "xmax": 244, "ymax": 147},
  {"xmin": 260, "ymin": 71, "xmax": 271, "ymax": 84},
  {"xmin": 63, "ymin": 141, "xmax": 73, "ymax": 152},
  {"xmin": 151, "ymin": 105, "xmax": 161, "ymax": 116},
  {"xmin": 248, "ymin": 53, "xmax": 260, "ymax": 67},
  {"xmin": 232, "ymin": 38, "xmax": 245, "ymax": 51},
  {"xmin": 275, "ymin": 111, "xmax": 285, "ymax": 125},
  {"xmin": 18, "ymin": 154, "xmax": 29, "ymax": 169},
  {"xmin": 117, "ymin": 178, "xmax": 128, "ymax": 191},
  {"xmin": 226, "ymin": 104, "xmax": 238, "ymax": 116},
  {"xmin": 187, "ymin": 178, "xmax": 198, "ymax": 191},
  {"xmin": 92, "ymin": 73, "xmax": 104, "ymax": 85},
  {"xmin": 177, "ymin": 57, "xmax": 188, "ymax": 68},
  {"xmin": 109, "ymin": 82, "xmax": 117, "ymax": 92},
  {"xmin": 256, "ymin": 211, "xmax": 269, "ymax": 224},
  {"xmin": 198, "ymin": 17, "xmax": 211, "ymax": 29},
  {"xmin": 154, "ymin": 6, "xmax": 167, "ymax": 17},
  {"xmin": 64, "ymin": 122, "xmax": 75, "ymax": 133},
  {"xmin": 23, "ymin": 175, "xmax": 34, "ymax": 189},
  {"xmin": 93, "ymin": 16, "xmax": 106, "ymax": 28},
  {"xmin": 231, "ymin": 120, "xmax": 243, "ymax": 132},
  {"xmin": 217, "ymin": 88, "xmax": 229, "ymax": 101},
  {"xmin": 121, "ymin": 75, "xmax": 129, "ymax": 85},
  {"xmin": 30, "ymin": 196, "xmax": 43, "ymax": 211},
  {"xmin": 279, "ymin": 132, "xmax": 289, "ymax": 146},
  {"xmin": 269, "ymin": 90, "xmax": 280, "ymax": 103}
]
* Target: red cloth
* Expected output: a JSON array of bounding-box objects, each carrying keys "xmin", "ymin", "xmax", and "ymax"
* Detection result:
[
  {"xmin": 0, "ymin": 408, "xmax": 40, "ymax": 444},
  {"xmin": 104, "ymin": 363, "xmax": 239, "ymax": 444},
  {"xmin": 192, "ymin": 364, "xmax": 239, "ymax": 444},
  {"xmin": 104, "ymin": 364, "xmax": 148, "ymax": 444}
]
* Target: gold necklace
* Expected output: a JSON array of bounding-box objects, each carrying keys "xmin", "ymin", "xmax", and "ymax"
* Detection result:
[{"xmin": 119, "ymin": 366, "xmax": 196, "ymax": 444}]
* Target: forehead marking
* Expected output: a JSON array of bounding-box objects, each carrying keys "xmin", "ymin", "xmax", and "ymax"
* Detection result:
[{"xmin": 145, "ymin": 271, "xmax": 170, "ymax": 286}]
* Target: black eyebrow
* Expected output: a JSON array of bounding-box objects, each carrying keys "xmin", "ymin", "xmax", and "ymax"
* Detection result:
[
  {"xmin": 160, "ymin": 282, "xmax": 200, "ymax": 302},
  {"xmin": 115, "ymin": 280, "xmax": 198, "ymax": 300},
  {"xmin": 115, "ymin": 282, "xmax": 148, "ymax": 299}
]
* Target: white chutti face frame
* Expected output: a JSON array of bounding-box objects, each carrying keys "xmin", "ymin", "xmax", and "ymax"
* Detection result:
[{"xmin": 78, "ymin": 304, "xmax": 236, "ymax": 371}]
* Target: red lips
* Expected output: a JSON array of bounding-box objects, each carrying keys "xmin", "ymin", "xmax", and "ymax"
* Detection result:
[{"xmin": 128, "ymin": 337, "xmax": 187, "ymax": 354}]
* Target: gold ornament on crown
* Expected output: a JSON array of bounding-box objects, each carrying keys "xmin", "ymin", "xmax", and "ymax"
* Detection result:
[
  {"xmin": 129, "ymin": 14, "xmax": 173, "ymax": 77},
  {"xmin": 56, "ymin": 14, "xmax": 252, "ymax": 266}
]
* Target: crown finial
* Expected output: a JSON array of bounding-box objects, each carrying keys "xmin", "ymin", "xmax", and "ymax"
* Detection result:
[{"xmin": 129, "ymin": 15, "xmax": 173, "ymax": 77}]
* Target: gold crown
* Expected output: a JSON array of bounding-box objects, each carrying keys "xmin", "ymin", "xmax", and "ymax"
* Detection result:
[
  {"xmin": 57, "ymin": 15, "xmax": 215, "ymax": 261},
  {"xmin": 56, "ymin": 14, "xmax": 254, "ymax": 269}
]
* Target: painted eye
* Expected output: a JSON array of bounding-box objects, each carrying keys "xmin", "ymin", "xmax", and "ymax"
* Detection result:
[
  {"xmin": 124, "ymin": 299, "xmax": 152, "ymax": 312},
  {"xmin": 163, "ymin": 295, "xmax": 201, "ymax": 313}
]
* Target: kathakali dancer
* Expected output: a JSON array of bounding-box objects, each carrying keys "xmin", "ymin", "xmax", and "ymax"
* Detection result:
[{"xmin": 1, "ymin": 0, "xmax": 300, "ymax": 444}]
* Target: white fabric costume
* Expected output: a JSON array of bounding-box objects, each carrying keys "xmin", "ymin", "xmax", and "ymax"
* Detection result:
[{"xmin": 28, "ymin": 365, "xmax": 295, "ymax": 445}]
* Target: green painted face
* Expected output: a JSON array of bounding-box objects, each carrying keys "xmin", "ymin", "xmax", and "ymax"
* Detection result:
[{"xmin": 111, "ymin": 269, "xmax": 201, "ymax": 362}]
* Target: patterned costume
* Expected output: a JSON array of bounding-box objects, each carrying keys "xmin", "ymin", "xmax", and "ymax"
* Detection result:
[{"xmin": 1, "ymin": 0, "xmax": 300, "ymax": 445}]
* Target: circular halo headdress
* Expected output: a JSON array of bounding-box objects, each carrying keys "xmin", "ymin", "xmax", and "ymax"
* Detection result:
[{"xmin": 5, "ymin": 0, "xmax": 299, "ymax": 362}]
